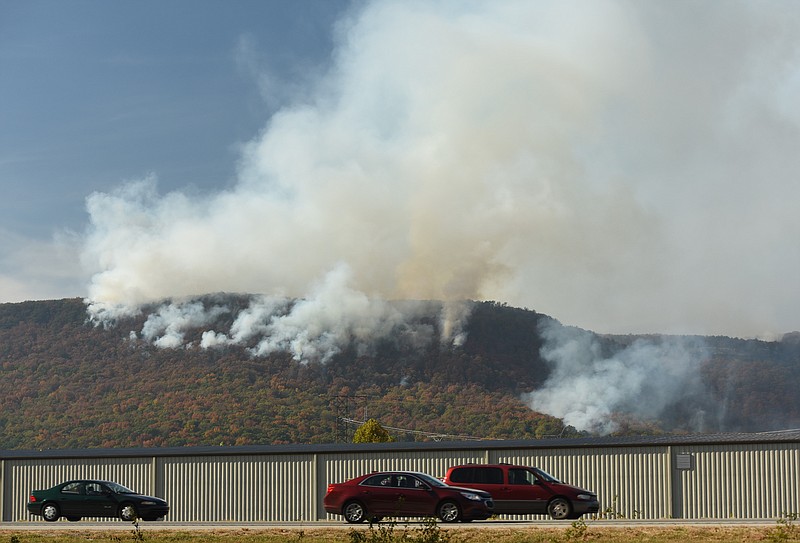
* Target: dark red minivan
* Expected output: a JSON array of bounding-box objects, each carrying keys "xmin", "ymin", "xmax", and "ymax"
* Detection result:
[{"xmin": 444, "ymin": 464, "xmax": 599, "ymax": 520}]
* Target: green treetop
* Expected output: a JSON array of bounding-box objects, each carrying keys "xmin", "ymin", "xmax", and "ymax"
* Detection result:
[{"xmin": 353, "ymin": 419, "xmax": 393, "ymax": 443}]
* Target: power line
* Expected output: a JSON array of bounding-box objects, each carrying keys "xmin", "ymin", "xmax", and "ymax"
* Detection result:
[
  {"xmin": 329, "ymin": 395, "xmax": 369, "ymax": 443},
  {"xmin": 341, "ymin": 417, "xmax": 489, "ymax": 442}
]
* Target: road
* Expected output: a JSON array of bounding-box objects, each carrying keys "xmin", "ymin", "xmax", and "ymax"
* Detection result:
[{"xmin": 0, "ymin": 519, "xmax": 780, "ymax": 531}]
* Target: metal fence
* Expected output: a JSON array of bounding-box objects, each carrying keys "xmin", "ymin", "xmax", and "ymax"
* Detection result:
[{"xmin": 2, "ymin": 432, "xmax": 799, "ymax": 522}]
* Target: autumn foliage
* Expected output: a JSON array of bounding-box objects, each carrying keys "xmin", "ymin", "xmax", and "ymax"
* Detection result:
[{"xmin": 0, "ymin": 298, "xmax": 798, "ymax": 450}]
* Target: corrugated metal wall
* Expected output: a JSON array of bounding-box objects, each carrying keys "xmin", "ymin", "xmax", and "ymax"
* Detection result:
[
  {"xmin": 161, "ymin": 454, "xmax": 316, "ymax": 521},
  {"xmin": 2, "ymin": 439, "xmax": 799, "ymax": 522},
  {"xmin": 675, "ymin": 443, "xmax": 800, "ymax": 519}
]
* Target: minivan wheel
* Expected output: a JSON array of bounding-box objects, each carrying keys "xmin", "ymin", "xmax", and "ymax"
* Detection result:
[
  {"xmin": 437, "ymin": 500, "xmax": 461, "ymax": 523},
  {"xmin": 42, "ymin": 502, "xmax": 61, "ymax": 522},
  {"xmin": 547, "ymin": 498, "xmax": 572, "ymax": 520},
  {"xmin": 343, "ymin": 500, "xmax": 367, "ymax": 523}
]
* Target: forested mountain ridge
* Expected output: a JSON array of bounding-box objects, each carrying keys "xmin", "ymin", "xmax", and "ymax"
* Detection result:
[{"xmin": 1, "ymin": 298, "xmax": 798, "ymax": 450}]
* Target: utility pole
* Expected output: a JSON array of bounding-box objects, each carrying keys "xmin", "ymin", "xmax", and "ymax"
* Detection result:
[{"xmin": 329, "ymin": 395, "xmax": 368, "ymax": 443}]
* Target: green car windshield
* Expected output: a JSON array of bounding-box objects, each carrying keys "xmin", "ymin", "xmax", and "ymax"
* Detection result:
[{"xmin": 103, "ymin": 482, "xmax": 137, "ymax": 494}]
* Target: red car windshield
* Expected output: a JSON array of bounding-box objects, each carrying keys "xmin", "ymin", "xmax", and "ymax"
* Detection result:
[
  {"xmin": 531, "ymin": 468, "xmax": 561, "ymax": 483},
  {"xmin": 412, "ymin": 472, "xmax": 448, "ymax": 488}
]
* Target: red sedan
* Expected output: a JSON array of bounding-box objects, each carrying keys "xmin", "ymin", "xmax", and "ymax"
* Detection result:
[{"xmin": 324, "ymin": 471, "xmax": 494, "ymax": 523}]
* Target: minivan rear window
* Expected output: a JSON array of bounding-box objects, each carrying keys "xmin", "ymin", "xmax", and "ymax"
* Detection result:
[{"xmin": 450, "ymin": 467, "xmax": 503, "ymax": 484}]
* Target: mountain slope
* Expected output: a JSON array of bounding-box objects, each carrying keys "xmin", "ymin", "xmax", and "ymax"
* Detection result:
[{"xmin": 0, "ymin": 298, "xmax": 798, "ymax": 450}]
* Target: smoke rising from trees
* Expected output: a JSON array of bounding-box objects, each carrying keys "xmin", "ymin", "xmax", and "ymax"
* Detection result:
[
  {"xmin": 525, "ymin": 321, "xmax": 712, "ymax": 434},
  {"xmin": 78, "ymin": 1, "xmax": 800, "ymax": 433},
  {"xmin": 81, "ymin": 1, "xmax": 800, "ymax": 339}
]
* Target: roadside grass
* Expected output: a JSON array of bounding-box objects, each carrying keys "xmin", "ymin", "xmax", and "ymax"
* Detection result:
[{"xmin": 1, "ymin": 524, "xmax": 796, "ymax": 543}]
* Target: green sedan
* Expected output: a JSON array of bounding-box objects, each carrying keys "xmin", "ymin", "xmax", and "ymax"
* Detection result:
[{"xmin": 27, "ymin": 480, "xmax": 169, "ymax": 522}]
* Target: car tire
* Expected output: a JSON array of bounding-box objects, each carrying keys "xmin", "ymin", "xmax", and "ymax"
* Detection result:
[
  {"xmin": 41, "ymin": 502, "xmax": 61, "ymax": 522},
  {"xmin": 547, "ymin": 498, "xmax": 572, "ymax": 520},
  {"xmin": 119, "ymin": 503, "xmax": 138, "ymax": 522},
  {"xmin": 343, "ymin": 500, "xmax": 367, "ymax": 524},
  {"xmin": 437, "ymin": 500, "xmax": 462, "ymax": 523}
]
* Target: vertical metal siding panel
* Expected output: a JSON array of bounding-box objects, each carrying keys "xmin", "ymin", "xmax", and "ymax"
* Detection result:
[
  {"xmin": 726, "ymin": 449, "xmax": 735, "ymax": 518},
  {"xmin": 747, "ymin": 448, "xmax": 758, "ymax": 518},
  {"xmin": 743, "ymin": 448, "xmax": 753, "ymax": 518},
  {"xmin": 1, "ymin": 459, "xmax": 4, "ymax": 522},
  {"xmin": 767, "ymin": 445, "xmax": 800, "ymax": 518},
  {"xmin": 737, "ymin": 449, "xmax": 745, "ymax": 518},
  {"xmin": 704, "ymin": 449, "xmax": 713, "ymax": 518},
  {"xmin": 793, "ymin": 445, "xmax": 800, "ymax": 514},
  {"xmin": 734, "ymin": 448, "xmax": 744, "ymax": 519},
  {"xmin": 764, "ymin": 450, "xmax": 773, "ymax": 518},
  {"xmin": 728, "ymin": 447, "xmax": 736, "ymax": 519},
  {"xmin": 756, "ymin": 448, "xmax": 765, "ymax": 517},
  {"xmin": 710, "ymin": 450, "xmax": 719, "ymax": 519},
  {"xmin": 758, "ymin": 449, "xmax": 767, "ymax": 518},
  {"xmin": 721, "ymin": 450, "xmax": 730, "ymax": 518},
  {"xmin": 717, "ymin": 448, "xmax": 726, "ymax": 517},
  {"xmin": 695, "ymin": 448, "xmax": 703, "ymax": 519},
  {"xmin": 754, "ymin": 448, "xmax": 764, "ymax": 517},
  {"xmin": 681, "ymin": 458, "xmax": 691, "ymax": 519},
  {"xmin": 761, "ymin": 450, "xmax": 770, "ymax": 518},
  {"xmin": 790, "ymin": 445, "xmax": 799, "ymax": 514},
  {"xmin": 773, "ymin": 448, "xmax": 784, "ymax": 517}
]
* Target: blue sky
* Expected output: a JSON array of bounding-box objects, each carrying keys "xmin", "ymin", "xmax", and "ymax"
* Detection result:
[
  {"xmin": 3, "ymin": 1, "xmax": 800, "ymax": 338},
  {"xmin": 1, "ymin": 0, "xmax": 350, "ymax": 231},
  {"xmin": 1, "ymin": 0, "xmax": 350, "ymax": 292}
]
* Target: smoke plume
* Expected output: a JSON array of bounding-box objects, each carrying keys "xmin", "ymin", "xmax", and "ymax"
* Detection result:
[
  {"xmin": 525, "ymin": 320, "xmax": 711, "ymax": 434},
  {"xmin": 83, "ymin": 0, "xmax": 800, "ymax": 349},
  {"xmin": 123, "ymin": 263, "xmax": 468, "ymax": 363}
]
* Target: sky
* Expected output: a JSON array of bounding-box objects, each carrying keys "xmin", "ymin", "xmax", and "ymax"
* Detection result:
[{"xmin": 2, "ymin": 0, "xmax": 800, "ymax": 339}]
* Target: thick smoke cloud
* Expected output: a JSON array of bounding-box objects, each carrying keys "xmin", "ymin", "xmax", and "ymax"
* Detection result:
[
  {"xmin": 524, "ymin": 321, "xmax": 711, "ymax": 434},
  {"xmin": 127, "ymin": 263, "xmax": 466, "ymax": 363},
  {"xmin": 83, "ymin": 0, "xmax": 800, "ymax": 343}
]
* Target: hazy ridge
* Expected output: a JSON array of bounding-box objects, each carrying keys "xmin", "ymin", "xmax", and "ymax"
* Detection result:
[{"xmin": 1, "ymin": 297, "xmax": 798, "ymax": 450}]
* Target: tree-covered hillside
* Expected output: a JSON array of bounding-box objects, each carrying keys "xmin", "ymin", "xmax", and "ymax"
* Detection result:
[{"xmin": 0, "ymin": 298, "xmax": 798, "ymax": 450}]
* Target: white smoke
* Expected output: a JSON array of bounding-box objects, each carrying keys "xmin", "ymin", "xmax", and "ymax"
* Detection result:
[
  {"xmin": 213, "ymin": 263, "xmax": 447, "ymax": 362},
  {"xmin": 121, "ymin": 263, "xmax": 469, "ymax": 362},
  {"xmin": 138, "ymin": 300, "xmax": 229, "ymax": 349},
  {"xmin": 200, "ymin": 295, "xmax": 286, "ymax": 349},
  {"xmin": 525, "ymin": 320, "xmax": 710, "ymax": 434},
  {"xmin": 82, "ymin": 0, "xmax": 800, "ymax": 344}
]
